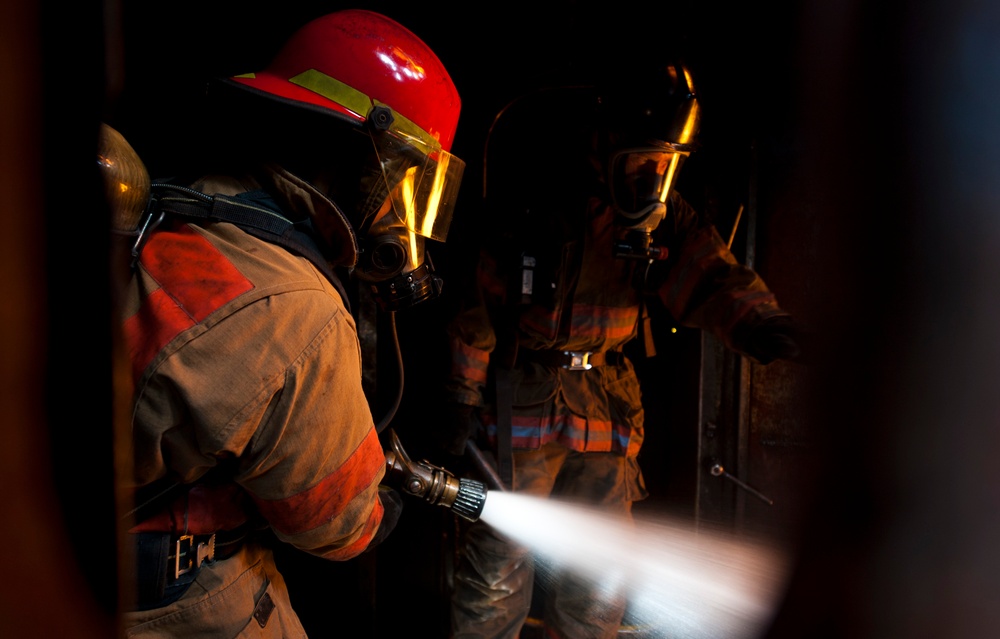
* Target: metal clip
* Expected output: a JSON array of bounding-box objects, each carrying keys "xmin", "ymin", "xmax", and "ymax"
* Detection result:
[
  {"xmin": 564, "ymin": 351, "xmax": 593, "ymax": 371},
  {"xmin": 173, "ymin": 533, "xmax": 216, "ymax": 579},
  {"xmin": 130, "ymin": 209, "xmax": 166, "ymax": 270}
]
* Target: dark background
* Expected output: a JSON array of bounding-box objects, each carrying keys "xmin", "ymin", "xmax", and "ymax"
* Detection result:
[{"xmin": 6, "ymin": 1, "xmax": 1000, "ymax": 638}]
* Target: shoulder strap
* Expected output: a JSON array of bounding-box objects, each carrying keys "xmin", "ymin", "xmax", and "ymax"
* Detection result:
[
  {"xmin": 492, "ymin": 285, "xmax": 521, "ymax": 490},
  {"xmin": 146, "ymin": 184, "xmax": 351, "ymax": 312},
  {"xmin": 494, "ymin": 368, "xmax": 514, "ymax": 489}
]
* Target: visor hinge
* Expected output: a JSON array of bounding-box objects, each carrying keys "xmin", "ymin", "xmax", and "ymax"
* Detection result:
[{"xmin": 368, "ymin": 105, "xmax": 394, "ymax": 132}]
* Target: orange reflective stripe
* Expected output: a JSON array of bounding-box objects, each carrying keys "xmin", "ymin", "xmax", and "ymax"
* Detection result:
[
  {"xmin": 124, "ymin": 224, "xmax": 254, "ymax": 385},
  {"xmin": 488, "ymin": 414, "xmax": 631, "ymax": 455},
  {"xmin": 125, "ymin": 288, "xmax": 191, "ymax": 385},
  {"xmin": 128, "ymin": 483, "xmax": 250, "ymax": 535},
  {"xmin": 450, "ymin": 338, "xmax": 489, "ymax": 385},
  {"xmin": 568, "ymin": 304, "xmax": 638, "ymax": 339},
  {"xmin": 254, "ymin": 427, "xmax": 384, "ymax": 536}
]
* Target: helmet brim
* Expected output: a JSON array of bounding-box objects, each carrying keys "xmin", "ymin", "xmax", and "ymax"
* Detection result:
[{"xmin": 214, "ymin": 75, "xmax": 366, "ymax": 129}]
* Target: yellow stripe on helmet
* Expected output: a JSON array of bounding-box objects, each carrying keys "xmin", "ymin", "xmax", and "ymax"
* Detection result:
[{"xmin": 290, "ymin": 69, "xmax": 441, "ymax": 151}]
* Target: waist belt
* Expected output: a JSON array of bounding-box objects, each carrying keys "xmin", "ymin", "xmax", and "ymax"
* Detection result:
[
  {"xmin": 130, "ymin": 528, "xmax": 248, "ymax": 611},
  {"xmin": 517, "ymin": 348, "xmax": 625, "ymax": 371}
]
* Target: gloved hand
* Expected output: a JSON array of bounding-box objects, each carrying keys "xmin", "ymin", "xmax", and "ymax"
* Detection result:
[
  {"xmin": 745, "ymin": 315, "xmax": 802, "ymax": 364},
  {"xmin": 367, "ymin": 485, "xmax": 403, "ymax": 549}
]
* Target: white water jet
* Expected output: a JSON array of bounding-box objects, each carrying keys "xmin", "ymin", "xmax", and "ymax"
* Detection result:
[{"xmin": 479, "ymin": 490, "xmax": 790, "ymax": 639}]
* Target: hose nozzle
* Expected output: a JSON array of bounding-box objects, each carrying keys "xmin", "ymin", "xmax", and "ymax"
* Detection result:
[{"xmin": 383, "ymin": 429, "xmax": 487, "ymax": 522}]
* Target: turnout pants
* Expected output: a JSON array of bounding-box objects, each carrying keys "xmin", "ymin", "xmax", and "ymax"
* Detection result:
[
  {"xmin": 451, "ymin": 443, "xmax": 643, "ymax": 639},
  {"xmin": 122, "ymin": 542, "xmax": 307, "ymax": 638}
]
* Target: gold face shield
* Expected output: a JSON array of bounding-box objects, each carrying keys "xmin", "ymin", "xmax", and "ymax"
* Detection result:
[
  {"xmin": 351, "ymin": 107, "xmax": 466, "ymax": 311},
  {"xmin": 371, "ymin": 119, "xmax": 465, "ymax": 242},
  {"xmin": 607, "ymin": 146, "xmax": 688, "ymax": 227}
]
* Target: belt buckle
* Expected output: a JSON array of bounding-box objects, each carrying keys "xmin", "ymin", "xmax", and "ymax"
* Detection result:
[
  {"xmin": 564, "ymin": 351, "xmax": 593, "ymax": 371},
  {"xmin": 173, "ymin": 533, "xmax": 216, "ymax": 579}
]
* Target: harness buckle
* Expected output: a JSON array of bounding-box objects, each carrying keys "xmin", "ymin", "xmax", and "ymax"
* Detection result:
[
  {"xmin": 172, "ymin": 533, "xmax": 216, "ymax": 579},
  {"xmin": 564, "ymin": 351, "xmax": 594, "ymax": 371}
]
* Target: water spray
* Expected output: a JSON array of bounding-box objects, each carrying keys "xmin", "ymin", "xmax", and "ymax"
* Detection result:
[
  {"xmin": 478, "ymin": 491, "xmax": 790, "ymax": 639},
  {"xmin": 382, "ymin": 429, "xmax": 488, "ymax": 522}
]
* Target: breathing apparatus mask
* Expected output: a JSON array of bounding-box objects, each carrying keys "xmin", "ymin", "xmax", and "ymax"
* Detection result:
[
  {"xmin": 352, "ymin": 105, "xmax": 465, "ymax": 311},
  {"xmin": 601, "ymin": 63, "xmax": 701, "ymax": 261},
  {"xmin": 608, "ymin": 144, "xmax": 690, "ymax": 260}
]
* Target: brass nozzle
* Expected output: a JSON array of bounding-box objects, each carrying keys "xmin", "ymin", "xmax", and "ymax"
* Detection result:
[{"xmin": 383, "ymin": 429, "xmax": 487, "ymax": 522}]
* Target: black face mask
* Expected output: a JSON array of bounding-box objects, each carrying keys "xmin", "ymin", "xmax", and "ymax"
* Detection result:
[
  {"xmin": 305, "ymin": 154, "xmax": 447, "ymax": 312},
  {"xmin": 354, "ymin": 201, "xmax": 443, "ymax": 311}
]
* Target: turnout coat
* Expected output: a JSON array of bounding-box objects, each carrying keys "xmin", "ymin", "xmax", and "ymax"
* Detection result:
[
  {"xmin": 444, "ymin": 191, "xmax": 790, "ymax": 462},
  {"xmin": 121, "ymin": 167, "xmax": 387, "ymax": 637}
]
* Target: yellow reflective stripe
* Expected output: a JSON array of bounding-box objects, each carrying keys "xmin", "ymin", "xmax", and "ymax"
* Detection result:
[
  {"xmin": 371, "ymin": 99, "xmax": 440, "ymax": 150},
  {"xmin": 289, "ymin": 69, "xmax": 440, "ymax": 149},
  {"xmin": 290, "ymin": 69, "xmax": 372, "ymax": 119},
  {"xmin": 233, "ymin": 72, "xmax": 255, "ymax": 79}
]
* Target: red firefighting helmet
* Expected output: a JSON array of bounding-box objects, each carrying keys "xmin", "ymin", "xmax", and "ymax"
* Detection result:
[{"xmin": 222, "ymin": 10, "xmax": 464, "ymax": 241}]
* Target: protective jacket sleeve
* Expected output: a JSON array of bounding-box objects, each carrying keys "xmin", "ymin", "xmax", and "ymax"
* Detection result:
[{"xmin": 647, "ymin": 193, "xmax": 792, "ymax": 359}]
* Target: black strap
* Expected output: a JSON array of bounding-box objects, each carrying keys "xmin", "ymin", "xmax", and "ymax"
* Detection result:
[
  {"xmin": 638, "ymin": 294, "xmax": 656, "ymax": 358},
  {"xmin": 133, "ymin": 532, "xmax": 172, "ymax": 609},
  {"xmin": 127, "ymin": 529, "xmax": 248, "ymax": 612},
  {"xmin": 495, "ymin": 368, "xmax": 514, "ymax": 489},
  {"xmin": 492, "ymin": 304, "xmax": 520, "ymax": 490},
  {"xmin": 129, "ymin": 532, "xmax": 204, "ymax": 611}
]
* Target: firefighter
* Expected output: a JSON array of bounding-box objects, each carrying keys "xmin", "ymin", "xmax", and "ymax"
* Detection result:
[
  {"xmin": 437, "ymin": 63, "xmax": 801, "ymax": 638},
  {"xmin": 116, "ymin": 10, "xmax": 465, "ymax": 636}
]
